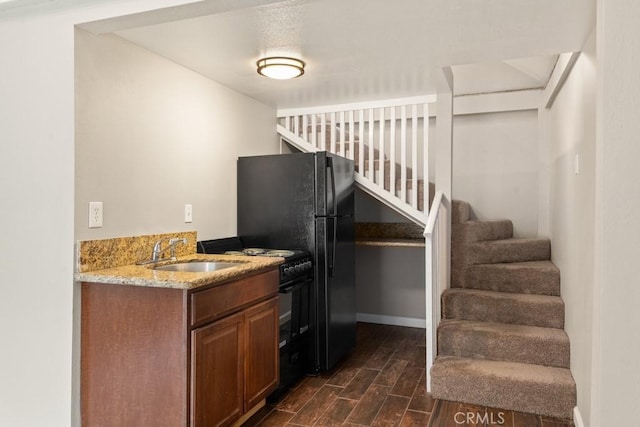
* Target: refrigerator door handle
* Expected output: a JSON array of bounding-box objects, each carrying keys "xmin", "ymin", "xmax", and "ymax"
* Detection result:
[
  {"xmin": 329, "ymin": 217, "xmax": 337, "ymax": 277},
  {"xmin": 328, "ymin": 157, "xmax": 337, "ymax": 217}
]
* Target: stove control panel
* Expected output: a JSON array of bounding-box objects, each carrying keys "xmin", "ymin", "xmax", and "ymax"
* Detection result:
[{"xmin": 281, "ymin": 259, "xmax": 313, "ymax": 282}]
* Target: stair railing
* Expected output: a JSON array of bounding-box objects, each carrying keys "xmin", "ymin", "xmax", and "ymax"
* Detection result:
[
  {"xmin": 424, "ymin": 191, "xmax": 448, "ymax": 391},
  {"xmin": 277, "ymin": 95, "xmax": 436, "ymax": 227}
]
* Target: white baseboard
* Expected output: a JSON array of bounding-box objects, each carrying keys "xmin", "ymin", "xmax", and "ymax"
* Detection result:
[
  {"xmin": 573, "ymin": 406, "xmax": 585, "ymax": 427},
  {"xmin": 356, "ymin": 313, "xmax": 426, "ymax": 329}
]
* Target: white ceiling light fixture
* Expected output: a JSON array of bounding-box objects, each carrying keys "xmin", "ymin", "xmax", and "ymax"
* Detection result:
[{"xmin": 257, "ymin": 57, "xmax": 305, "ymax": 80}]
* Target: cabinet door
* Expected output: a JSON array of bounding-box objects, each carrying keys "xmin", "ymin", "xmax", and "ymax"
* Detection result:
[
  {"xmin": 191, "ymin": 311, "xmax": 244, "ymax": 427},
  {"xmin": 244, "ymin": 297, "xmax": 279, "ymax": 410}
]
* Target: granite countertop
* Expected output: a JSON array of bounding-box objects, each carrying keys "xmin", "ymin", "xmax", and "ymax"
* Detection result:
[{"xmin": 75, "ymin": 253, "xmax": 283, "ymax": 290}]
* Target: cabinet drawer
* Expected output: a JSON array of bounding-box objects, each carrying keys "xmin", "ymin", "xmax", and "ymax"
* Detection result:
[{"xmin": 191, "ymin": 269, "xmax": 278, "ymax": 327}]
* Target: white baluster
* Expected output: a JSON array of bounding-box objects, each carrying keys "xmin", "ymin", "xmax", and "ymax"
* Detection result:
[
  {"xmin": 412, "ymin": 104, "xmax": 418, "ymax": 209},
  {"xmin": 349, "ymin": 111, "xmax": 355, "ymax": 160},
  {"xmin": 390, "ymin": 107, "xmax": 396, "ymax": 195},
  {"xmin": 379, "ymin": 107, "xmax": 385, "ymax": 189},
  {"xmin": 358, "ymin": 110, "xmax": 364, "ymax": 175},
  {"xmin": 330, "ymin": 112, "xmax": 336, "ymax": 154},
  {"xmin": 423, "ymin": 103, "xmax": 430, "ymax": 212},
  {"xmin": 339, "ymin": 111, "xmax": 346, "ymax": 157},
  {"xmin": 311, "ymin": 114, "xmax": 317, "ymax": 149},
  {"xmin": 400, "ymin": 105, "xmax": 407, "ymax": 203},
  {"xmin": 320, "ymin": 113, "xmax": 326, "ymax": 151},
  {"xmin": 368, "ymin": 109, "xmax": 374, "ymax": 181},
  {"xmin": 302, "ymin": 114, "xmax": 308, "ymax": 142}
]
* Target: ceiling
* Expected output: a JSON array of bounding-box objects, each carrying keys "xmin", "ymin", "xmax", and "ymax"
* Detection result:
[{"xmin": 80, "ymin": 0, "xmax": 595, "ymax": 109}]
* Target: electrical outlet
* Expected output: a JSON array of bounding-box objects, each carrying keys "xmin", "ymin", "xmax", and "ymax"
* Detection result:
[
  {"xmin": 89, "ymin": 202, "xmax": 103, "ymax": 228},
  {"xmin": 184, "ymin": 204, "xmax": 193, "ymax": 223}
]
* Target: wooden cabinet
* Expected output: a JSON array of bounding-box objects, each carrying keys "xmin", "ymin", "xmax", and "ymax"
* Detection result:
[
  {"xmin": 244, "ymin": 297, "xmax": 279, "ymax": 410},
  {"xmin": 82, "ymin": 269, "xmax": 279, "ymax": 427},
  {"xmin": 191, "ymin": 311, "xmax": 244, "ymax": 427},
  {"xmin": 190, "ymin": 297, "xmax": 279, "ymax": 427}
]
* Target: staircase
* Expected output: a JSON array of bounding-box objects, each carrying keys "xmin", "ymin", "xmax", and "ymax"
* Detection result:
[
  {"xmin": 277, "ymin": 97, "xmax": 435, "ymax": 226},
  {"xmin": 430, "ymin": 200, "xmax": 576, "ymax": 420},
  {"xmin": 277, "ymin": 98, "xmax": 577, "ymax": 420}
]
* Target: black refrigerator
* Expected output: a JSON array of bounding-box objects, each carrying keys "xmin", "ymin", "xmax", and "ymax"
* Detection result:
[{"xmin": 237, "ymin": 151, "xmax": 356, "ymax": 372}]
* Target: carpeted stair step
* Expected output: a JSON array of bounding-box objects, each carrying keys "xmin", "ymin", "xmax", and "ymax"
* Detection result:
[
  {"xmin": 389, "ymin": 178, "xmax": 428, "ymax": 212},
  {"xmin": 462, "ymin": 261, "xmax": 561, "ymax": 296},
  {"xmin": 452, "ymin": 200, "xmax": 470, "ymax": 224},
  {"xmin": 363, "ymin": 159, "xmax": 413, "ymax": 194},
  {"xmin": 305, "ymin": 122, "xmax": 336, "ymax": 136},
  {"xmin": 363, "ymin": 159, "xmax": 408, "ymax": 179},
  {"xmin": 453, "ymin": 219, "xmax": 513, "ymax": 242},
  {"xmin": 442, "ymin": 288, "xmax": 565, "ymax": 329},
  {"xmin": 438, "ymin": 319, "xmax": 570, "ymax": 368},
  {"xmin": 430, "ymin": 356, "xmax": 576, "ymax": 419},
  {"xmin": 334, "ymin": 141, "xmax": 382, "ymax": 162},
  {"xmin": 466, "ymin": 238, "xmax": 551, "ymax": 264}
]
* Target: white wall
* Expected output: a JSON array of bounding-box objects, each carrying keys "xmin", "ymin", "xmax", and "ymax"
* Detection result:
[
  {"xmin": 354, "ymin": 107, "xmax": 540, "ymax": 328},
  {"xmin": 453, "ymin": 110, "xmax": 539, "ymax": 237},
  {"xmin": 0, "ymin": 4, "xmax": 584, "ymax": 427},
  {"xmin": 355, "ymin": 189, "xmax": 412, "ymax": 223},
  {"xmin": 356, "ymin": 246, "xmax": 426, "ymax": 324},
  {"xmin": 354, "ymin": 109, "xmax": 541, "ymax": 235},
  {"xmin": 73, "ymin": 28, "xmax": 277, "ymax": 427},
  {"xmin": 0, "ymin": 3, "xmax": 177, "ymax": 426},
  {"xmin": 0, "ymin": 2, "xmax": 275, "ymax": 426},
  {"xmin": 75, "ymin": 30, "xmax": 277, "ymax": 241},
  {"xmin": 593, "ymin": 1, "xmax": 640, "ymax": 425},
  {"xmin": 547, "ymin": 30, "xmax": 596, "ymax": 426},
  {"xmin": 0, "ymin": 14, "xmax": 76, "ymax": 427}
]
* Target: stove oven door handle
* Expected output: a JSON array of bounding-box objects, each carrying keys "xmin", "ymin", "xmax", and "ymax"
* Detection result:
[{"xmin": 280, "ymin": 279, "xmax": 311, "ymax": 294}]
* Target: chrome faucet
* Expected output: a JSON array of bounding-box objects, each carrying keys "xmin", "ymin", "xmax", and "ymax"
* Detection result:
[
  {"xmin": 152, "ymin": 237, "xmax": 187, "ymax": 262},
  {"xmin": 138, "ymin": 237, "xmax": 187, "ymax": 265}
]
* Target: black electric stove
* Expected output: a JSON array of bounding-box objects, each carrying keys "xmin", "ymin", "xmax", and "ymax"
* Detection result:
[{"xmin": 197, "ymin": 237, "xmax": 312, "ymax": 282}]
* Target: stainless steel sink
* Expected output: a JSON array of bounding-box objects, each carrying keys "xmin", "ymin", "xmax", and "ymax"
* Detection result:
[{"xmin": 153, "ymin": 261, "xmax": 239, "ymax": 273}]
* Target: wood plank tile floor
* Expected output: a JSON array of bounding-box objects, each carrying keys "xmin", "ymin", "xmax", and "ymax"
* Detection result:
[{"xmin": 244, "ymin": 322, "xmax": 574, "ymax": 427}]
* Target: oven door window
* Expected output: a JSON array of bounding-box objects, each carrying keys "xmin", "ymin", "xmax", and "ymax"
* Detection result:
[{"xmin": 278, "ymin": 278, "xmax": 311, "ymax": 349}]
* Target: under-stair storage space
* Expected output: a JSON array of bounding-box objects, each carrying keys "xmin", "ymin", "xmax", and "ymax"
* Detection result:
[{"xmin": 355, "ymin": 221, "xmax": 426, "ymax": 327}]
